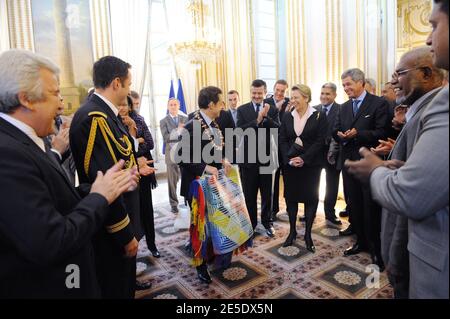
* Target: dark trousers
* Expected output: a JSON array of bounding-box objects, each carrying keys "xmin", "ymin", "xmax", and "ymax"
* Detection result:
[
  {"xmin": 342, "ymin": 167, "xmax": 382, "ymax": 255},
  {"xmin": 187, "ymin": 198, "xmax": 233, "ymax": 271},
  {"xmin": 139, "ymin": 175, "xmax": 157, "ymax": 251},
  {"xmin": 323, "ymin": 162, "xmax": 341, "ymax": 218},
  {"xmin": 342, "ymin": 170, "xmax": 350, "ymax": 220},
  {"xmin": 93, "ymin": 233, "xmax": 136, "ymax": 299},
  {"xmin": 240, "ymin": 165, "xmax": 273, "ymax": 230},
  {"xmin": 272, "ymin": 167, "xmax": 281, "ymax": 215},
  {"xmin": 388, "ymin": 271, "xmax": 410, "ymax": 299},
  {"xmin": 286, "ymin": 199, "xmax": 319, "ymax": 239}
]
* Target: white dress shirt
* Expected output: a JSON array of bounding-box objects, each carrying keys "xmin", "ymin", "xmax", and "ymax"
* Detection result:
[{"xmin": 94, "ymin": 92, "xmax": 139, "ymax": 151}]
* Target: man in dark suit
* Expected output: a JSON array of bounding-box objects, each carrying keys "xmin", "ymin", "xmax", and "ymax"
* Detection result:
[
  {"xmin": 227, "ymin": 90, "xmax": 240, "ymax": 127},
  {"xmin": 0, "ymin": 49, "xmax": 138, "ymax": 298},
  {"xmin": 177, "ymin": 86, "xmax": 233, "ymax": 284},
  {"xmin": 264, "ymin": 80, "xmax": 290, "ymax": 220},
  {"xmin": 70, "ymin": 56, "xmax": 149, "ymax": 298},
  {"xmin": 333, "ymin": 68, "xmax": 389, "ymax": 269},
  {"xmin": 190, "ymin": 107, "xmax": 235, "ymax": 137},
  {"xmin": 314, "ymin": 83, "xmax": 342, "ymax": 225},
  {"xmin": 237, "ymin": 79, "xmax": 280, "ymax": 237}
]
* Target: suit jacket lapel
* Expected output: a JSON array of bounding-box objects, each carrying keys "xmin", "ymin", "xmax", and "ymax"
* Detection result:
[
  {"xmin": 409, "ymin": 89, "xmax": 441, "ymax": 121},
  {"xmin": 328, "ymin": 103, "xmax": 338, "ymax": 124},
  {"xmin": 249, "ymin": 103, "xmax": 258, "ymax": 118},
  {"xmin": 0, "ymin": 118, "xmax": 78, "ymax": 196},
  {"xmin": 352, "ymin": 94, "xmax": 371, "ymax": 126},
  {"xmin": 166, "ymin": 115, "xmax": 176, "ymax": 130},
  {"xmin": 388, "ymin": 90, "xmax": 440, "ymax": 160},
  {"xmin": 240, "ymin": 103, "xmax": 255, "ymax": 121}
]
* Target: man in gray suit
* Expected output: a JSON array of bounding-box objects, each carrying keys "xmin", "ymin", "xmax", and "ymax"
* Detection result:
[
  {"xmin": 345, "ymin": 0, "xmax": 449, "ymax": 298},
  {"xmin": 377, "ymin": 47, "xmax": 443, "ymax": 298},
  {"xmin": 160, "ymin": 98, "xmax": 188, "ymax": 214}
]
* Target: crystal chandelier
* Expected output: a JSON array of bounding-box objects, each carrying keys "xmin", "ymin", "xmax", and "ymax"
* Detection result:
[{"xmin": 171, "ymin": 0, "xmax": 221, "ymax": 65}]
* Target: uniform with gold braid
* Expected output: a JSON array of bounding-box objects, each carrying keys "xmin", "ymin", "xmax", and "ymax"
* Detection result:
[{"xmin": 69, "ymin": 93, "xmax": 142, "ymax": 299}]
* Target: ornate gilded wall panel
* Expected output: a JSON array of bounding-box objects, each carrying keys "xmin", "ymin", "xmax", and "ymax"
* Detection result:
[{"xmin": 397, "ymin": 0, "xmax": 432, "ymax": 58}]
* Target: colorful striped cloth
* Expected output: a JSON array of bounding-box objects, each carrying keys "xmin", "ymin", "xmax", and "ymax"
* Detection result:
[{"xmin": 189, "ymin": 166, "xmax": 253, "ymax": 267}]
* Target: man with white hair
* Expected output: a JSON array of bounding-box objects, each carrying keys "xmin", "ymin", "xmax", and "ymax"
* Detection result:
[{"xmin": 0, "ymin": 49, "xmax": 138, "ymax": 298}]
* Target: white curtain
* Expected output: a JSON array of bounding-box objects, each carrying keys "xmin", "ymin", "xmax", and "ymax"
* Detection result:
[
  {"xmin": 0, "ymin": 0, "xmax": 10, "ymax": 53},
  {"xmin": 109, "ymin": 0, "xmax": 151, "ymax": 97}
]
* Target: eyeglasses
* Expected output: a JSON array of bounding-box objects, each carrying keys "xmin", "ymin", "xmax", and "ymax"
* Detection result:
[{"xmin": 392, "ymin": 66, "xmax": 430, "ymax": 80}]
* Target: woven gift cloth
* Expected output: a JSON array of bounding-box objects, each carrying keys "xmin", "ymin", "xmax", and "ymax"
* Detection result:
[{"xmin": 189, "ymin": 166, "xmax": 253, "ymax": 267}]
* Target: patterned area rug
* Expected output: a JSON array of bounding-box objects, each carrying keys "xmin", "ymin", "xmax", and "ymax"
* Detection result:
[{"xmin": 135, "ymin": 202, "xmax": 394, "ymax": 300}]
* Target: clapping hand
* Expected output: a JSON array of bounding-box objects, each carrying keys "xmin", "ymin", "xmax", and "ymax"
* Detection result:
[
  {"xmin": 90, "ymin": 160, "xmax": 140, "ymax": 204},
  {"xmin": 257, "ymin": 104, "xmax": 271, "ymax": 124},
  {"xmin": 371, "ymin": 138, "xmax": 396, "ymax": 157},
  {"xmin": 392, "ymin": 105, "xmax": 408, "ymax": 131},
  {"xmin": 138, "ymin": 157, "xmax": 156, "ymax": 176},
  {"xmin": 345, "ymin": 148, "xmax": 384, "ymax": 183},
  {"xmin": 51, "ymin": 128, "xmax": 70, "ymax": 154}
]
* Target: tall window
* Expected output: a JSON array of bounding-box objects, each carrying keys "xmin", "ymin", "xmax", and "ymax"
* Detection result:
[{"xmin": 140, "ymin": 0, "xmax": 177, "ymax": 162}]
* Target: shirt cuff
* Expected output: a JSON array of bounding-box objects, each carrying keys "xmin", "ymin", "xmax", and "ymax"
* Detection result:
[
  {"xmin": 50, "ymin": 149, "xmax": 62, "ymax": 161},
  {"xmin": 132, "ymin": 136, "xmax": 139, "ymax": 152}
]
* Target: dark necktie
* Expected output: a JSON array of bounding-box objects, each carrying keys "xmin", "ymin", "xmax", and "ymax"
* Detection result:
[
  {"xmin": 353, "ymin": 100, "xmax": 361, "ymax": 117},
  {"xmin": 323, "ymin": 105, "xmax": 329, "ymax": 116},
  {"xmin": 174, "ymin": 116, "xmax": 179, "ymax": 126},
  {"xmin": 43, "ymin": 137, "xmax": 70, "ymax": 178},
  {"xmin": 256, "ymin": 103, "xmax": 261, "ymax": 114}
]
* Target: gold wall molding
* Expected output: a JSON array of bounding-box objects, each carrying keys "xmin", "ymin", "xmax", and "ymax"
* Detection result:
[
  {"xmin": 7, "ymin": 0, "xmax": 34, "ymax": 50},
  {"xmin": 397, "ymin": 0, "xmax": 432, "ymax": 55}
]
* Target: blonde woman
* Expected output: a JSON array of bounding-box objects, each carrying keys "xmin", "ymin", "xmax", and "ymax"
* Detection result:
[{"xmin": 279, "ymin": 84, "xmax": 327, "ymax": 252}]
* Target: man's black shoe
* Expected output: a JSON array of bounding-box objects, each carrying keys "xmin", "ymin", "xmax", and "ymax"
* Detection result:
[
  {"xmin": 150, "ymin": 249, "xmax": 161, "ymax": 258},
  {"xmin": 339, "ymin": 225, "xmax": 354, "ymax": 236},
  {"xmin": 339, "ymin": 209, "xmax": 349, "ymax": 217},
  {"xmin": 265, "ymin": 226, "xmax": 276, "ymax": 238},
  {"xmin": 196, "ymin": 266, "xmax": 212, "ymax": 284},
  {"xmin": 299, "ymin": 215, "xmax": 306, "ymax": 222},
  {"xmin": 135, "ymin": 281, "xmax": 152, "ymax": 291},
  {"xmin": 343, "ymin": 243, "xmax": 365, "ymax": 256},
  {"xmin": 326, "ymin": 216, "xmax": 343, "ymax": 225}
]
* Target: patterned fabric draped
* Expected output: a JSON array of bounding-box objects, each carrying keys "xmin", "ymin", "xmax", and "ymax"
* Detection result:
[{"xmin": 189, "ymin": 167, "xmax": 253, "ymax": 267}]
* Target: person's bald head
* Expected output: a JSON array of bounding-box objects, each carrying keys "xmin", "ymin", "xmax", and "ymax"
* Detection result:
[
  {"xmin": 392, "ymin": 46, "xmax": 444, "ymax": 105},
  {"xmin": 402, "ymin": 46, "xmax": 444, "ymax": 84}
]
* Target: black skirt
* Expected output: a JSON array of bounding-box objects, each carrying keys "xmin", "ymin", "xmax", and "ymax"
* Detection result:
[{"xmin": 283, "ymin": 164, "xmax": 321, "ymax": 203}]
